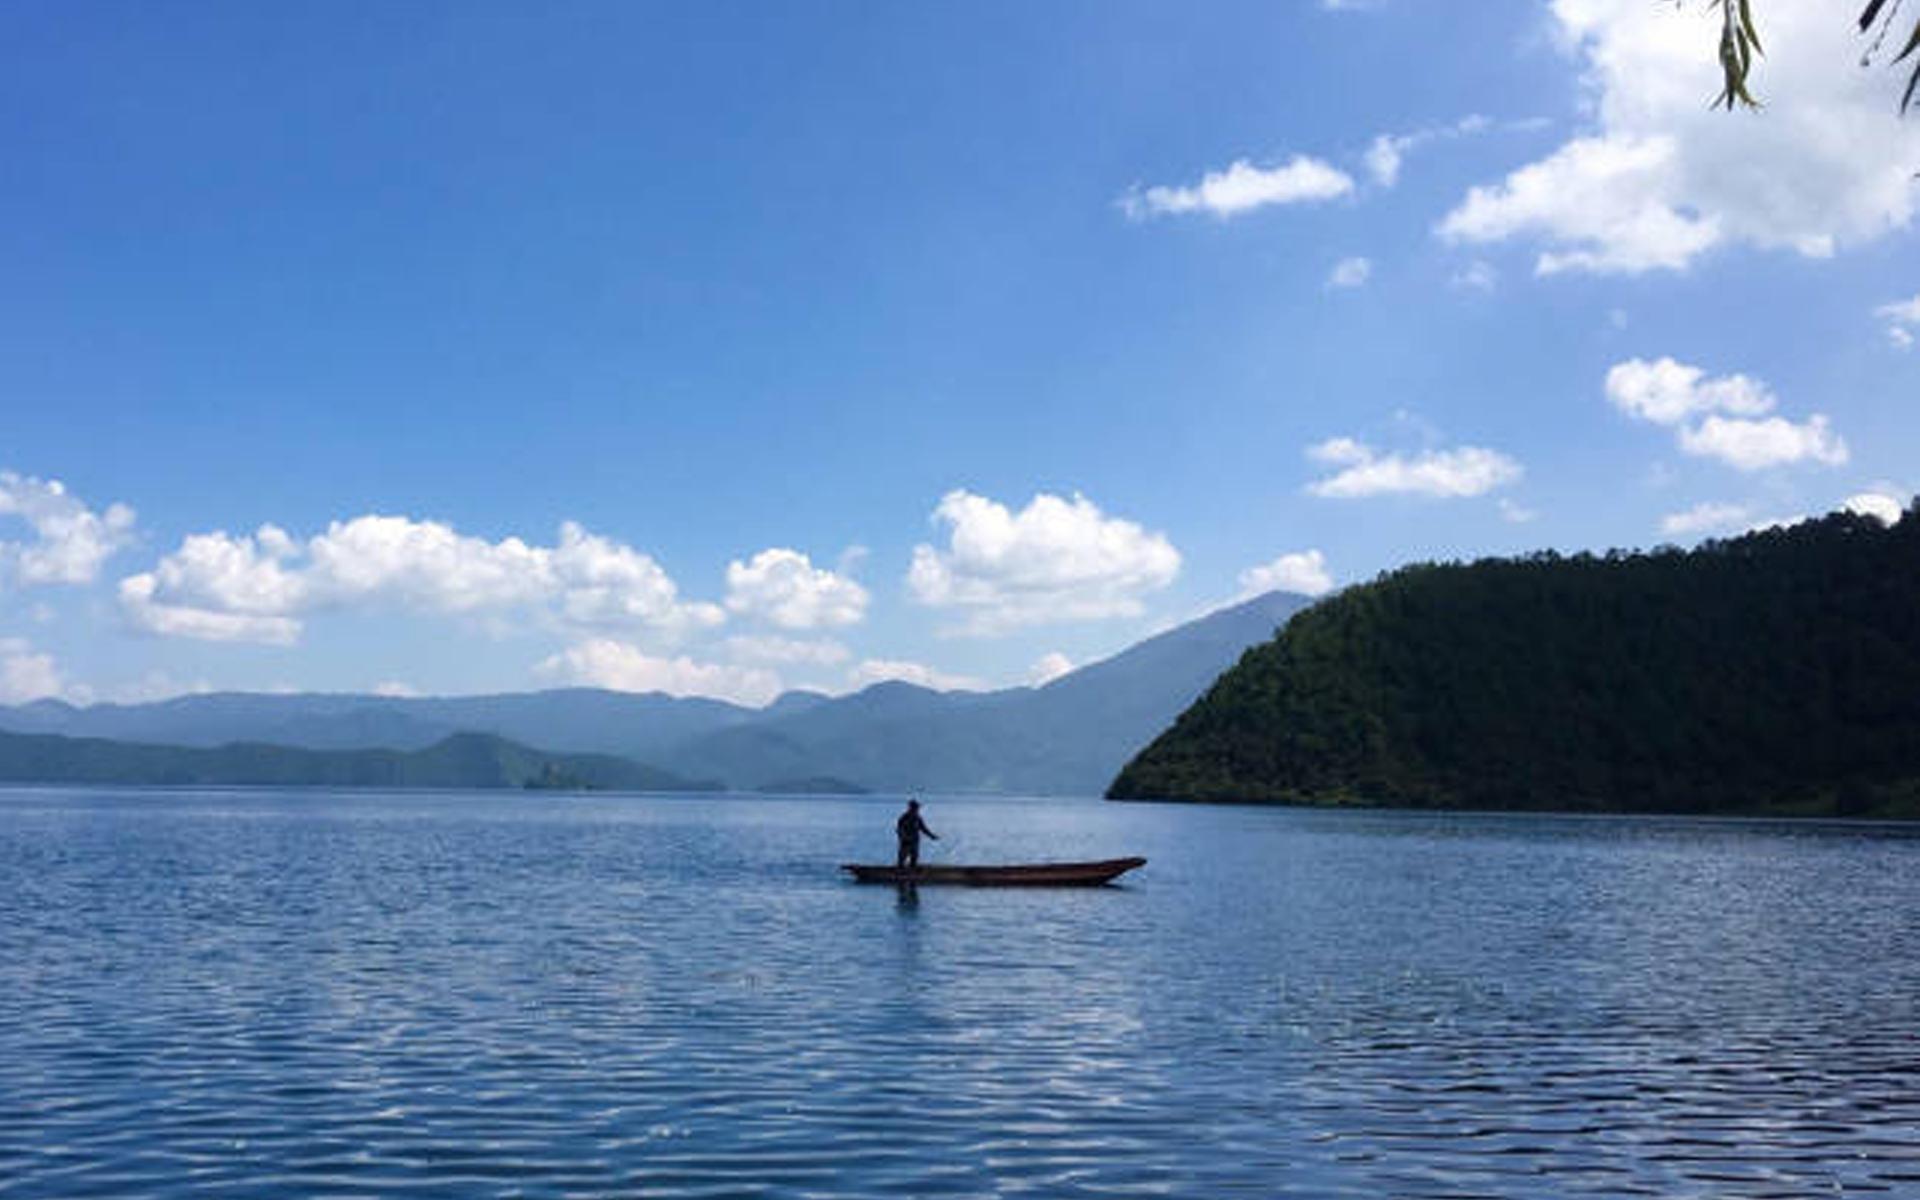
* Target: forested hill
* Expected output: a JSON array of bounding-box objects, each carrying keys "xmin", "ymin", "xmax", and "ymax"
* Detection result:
[{"xmin": 1110, "ymin": 506, "xmax": 1920, "ymax": 817}]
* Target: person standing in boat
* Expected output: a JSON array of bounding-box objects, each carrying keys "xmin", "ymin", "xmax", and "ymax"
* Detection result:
[{"xmin": 895, "ymin": 799, "xmax": 938, "ymax": 868}]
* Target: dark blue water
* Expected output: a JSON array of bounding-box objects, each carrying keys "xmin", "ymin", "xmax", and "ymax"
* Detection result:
[{"xmin": 3, "ymin": 789, "xmax": 1919, "ymax": 1198}]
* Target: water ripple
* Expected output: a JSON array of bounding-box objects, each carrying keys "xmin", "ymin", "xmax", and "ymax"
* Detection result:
[{"xmin": 3, "ymin": 789, "xmax": 1920, "ymax": 1197}]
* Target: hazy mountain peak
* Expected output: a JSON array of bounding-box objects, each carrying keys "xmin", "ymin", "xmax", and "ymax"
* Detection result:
[{"xmin": 0, "ymin": 589, "xmax": 1318, "ymax": 796}]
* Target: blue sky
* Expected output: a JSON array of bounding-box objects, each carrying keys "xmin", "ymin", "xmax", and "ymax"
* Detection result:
[{"xmin": 2, "ymin": 0, "xmax": 1916, "ymax": 706}]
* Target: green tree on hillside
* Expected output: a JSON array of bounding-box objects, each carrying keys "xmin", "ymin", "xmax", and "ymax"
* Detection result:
[{"xmin": 1110, "ymin": 504, "xmax": 1920, "ymax": 817}]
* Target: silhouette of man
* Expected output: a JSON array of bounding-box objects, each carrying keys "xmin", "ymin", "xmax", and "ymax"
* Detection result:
[{"xmin": 895, "ymin": 799, "xmax": 938, "ymax": 868}]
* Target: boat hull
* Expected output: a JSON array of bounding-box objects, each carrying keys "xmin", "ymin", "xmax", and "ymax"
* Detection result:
[{"xmin": 840, "ymin": 856, "xmax": 1146, "ymax": 887}]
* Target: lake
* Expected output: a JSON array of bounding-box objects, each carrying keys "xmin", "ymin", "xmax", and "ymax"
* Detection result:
[{"xmin": 3, "ymin": 788, "xmax": 1919, "ymax": 1198}]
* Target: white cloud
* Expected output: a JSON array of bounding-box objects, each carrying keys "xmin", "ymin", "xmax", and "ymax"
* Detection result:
[
  {"xmin": 1308, "ymin": 436, "xmax": 1371, "ymax": 466},
  {"xmin": 1365, "ymin": 135, "xmax": 1407, "ymax": 188},
  {"xmin": 1028, "ymin": 651, "xmax": 1075, "ymax": 686},
  {"xmin": 847, "ymin": 658, "xmax": 985, "ymax": 693},
  {"xmin": 1237, "ymin": 549, "xmax": 1335, "ymax": 598},
  {"xmin": 1880, "ymin": 294, "xmax": 1920, "ymax": 323},
  {"xmin": 724, "ymin": 548, "xmax": 868, "ymax": 630},
  {"xmin": 0, "ymin": 471, "xmax": 136, "ymax": 587},
  {"xmin": 1440, "ymin": 136, "xmax": 1719, "ymax": 274},
  {"xmin": 1605, "ymin": 356, "xmax": 1775, "ymax": 425},
  {"xmin": 120, "ymin": 515, "xmax": 722, "ymax": 644},
  {"xmin": 722, "ymin": 634, "xmax": 851, "ymax": 666},
  {"xmin": 1121, "ymin": 156, "xmax": 1354, "ymax": 220},
  {"xmin": 1365, "ymin": 114, "xmax": 1497, "ymax": 187},
  {"xmin": 1497, "ymin": 497, "xmax": 1538, "ymax": 523},
  {"xmin": 1438, "ymin": 0, "xmax": 1920, "ymax": 274},
  {"xmin": 1451, "ymin": 260, "xmax": 1499, "ymax": 292},
  {"xmin": 907, "ymin": 490, "xmax": 1180, "ymax": 635},
  {"xmin": 1677, "ymin": 413, "xmax": 1848, "ymax": 471},
  {"xmin": 536, "ymin": 639, "xmax": 781, "ymax": 707},
  {"xmin": 302, "ymin": 516, "xmax": 549, "ymax": 613},
  {"xmin": 0, "ymin": 637, "xmax": 67, "ymax": 704},
  {"xmin": 1845, "ymin": 490, "xmax": 1907, "ymax": 525},
  {"xmin": 1879, "ymin": 293, "xmax": 1920, "ymax": 349},
  {"xmin": 118, "ymin": 526, "xmax": 307, "ymax": 643},
  {"xmin": 106, "ymin": 670, "xmax": 212, "ymax": 704},
  {"xmin": 1306, "ymin": 438, "xmax": 1522, "ymax": 499},
  {"xmin": 1326, "ymin": 256, "xmax": 1372, "ymax": 288},
  {"xmin": 549, "ymin": 523, "xmax": 725, "ymax": 634},
  {"xmin": 1660, "ymin": 500, "xmax": 1751, "ymax": 536},
  {"xmin": 372, "ymin": 680, "xmax": 419, "ymax": 698},
  {"xmin": 119, "ymin": 576, "xmax": 303, "ymax": 645},
  {"xmin": 1606, "ymin": 356, "xmax": 1846, "ymax": 471}
]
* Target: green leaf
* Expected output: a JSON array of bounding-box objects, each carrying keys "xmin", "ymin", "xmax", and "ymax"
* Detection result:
[
  {"xmin": 1894, "ymin": 19, "xmax": 1920, "ymax": 64},
  {"xmin": 1739, "ymin": 0, "xmax": 1763, "ymax": 55}
]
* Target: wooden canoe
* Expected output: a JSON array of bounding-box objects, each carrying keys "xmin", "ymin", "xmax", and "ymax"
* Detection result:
[{"xmin": 840, "ymin": 856, "xmax": 1146, "ymax": 887}]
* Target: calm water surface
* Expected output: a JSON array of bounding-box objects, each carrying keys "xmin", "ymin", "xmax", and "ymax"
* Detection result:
[{"xmin": 3, "ymin": 788, "xmax": 1919, "ymax": 1198}]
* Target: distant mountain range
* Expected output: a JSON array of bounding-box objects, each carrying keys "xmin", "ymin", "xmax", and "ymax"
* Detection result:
[
  {"xmin": 0, "ymin": 729, "xmax": 718, "ymax": 792},
  {"xmin": 0, "ymin": 688, "xmax": 759, "ymax": 758},
  {"xmin": 650, "ymin": 590, "xmax": 1310, "ymax": 794},
  {"xmin": 0, "ymin": 590, "xmax": 1310, "ymax": 795}
]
